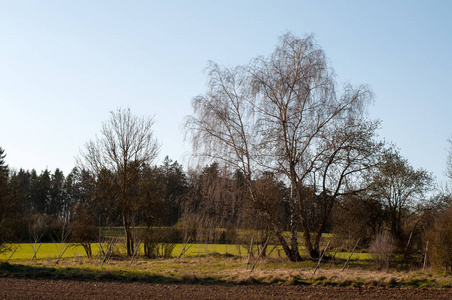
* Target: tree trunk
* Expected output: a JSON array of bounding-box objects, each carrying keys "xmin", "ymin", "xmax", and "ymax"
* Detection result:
[
  {"xmin": 266, "ymin": 211, "xmax": 302, "ymax": 262},
  {"xmin": 122, "ymin": 211, "xmax": 134, "ymax": 256},
  {"xmin": 289, "ymin": 181, "xmax": 300, "ymax": 260},
  {"xmin": 248, "ymin": 184, "xmax": 302, "ymax": 262},
  {"xmin": 274, "ymin": 229, "xmax": 302, "ymax": 262},
  {"xmin": 296, "ymin": 186, "xmax": 319, "ymax": 259},
  {"xmin": 302, "ymin": 227, "xmax": 319, "ymax": 258}
]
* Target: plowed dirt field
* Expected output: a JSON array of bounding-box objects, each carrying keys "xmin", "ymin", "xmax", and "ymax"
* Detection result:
[{"xmin": 1, "ymin": 278, "xmax": 452, "ymax": 299}]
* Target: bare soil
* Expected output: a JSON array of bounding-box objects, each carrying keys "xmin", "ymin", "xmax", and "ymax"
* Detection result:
[{"xmin": 1, "ymin": 278, "xmax": 452, "ymax": 300}]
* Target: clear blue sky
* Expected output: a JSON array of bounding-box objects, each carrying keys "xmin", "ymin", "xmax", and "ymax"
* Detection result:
[{"xmin": 1, "ymin": 1, "xmax": 451, "ymax": 185}]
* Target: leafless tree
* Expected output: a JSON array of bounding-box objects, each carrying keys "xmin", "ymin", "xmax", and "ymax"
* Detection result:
[
  {"xmin": 69, "ymin": 204, "xmax": 97, "ymax": 257},
  {"xmin": 304, "ymin": 120, "xmax": 382, "ymax": 256},
  {"xmin": 186, "ymin": 33, "xmax": 375, "ymax": 260},
  {"xmin": 78, "ymin": 108, "xmax": 159, "ymax": 256},
  {"xmin": 29, "ymin": 213, "xmax": 50, "ymax": 261},
  {"xmin": 370, "ymin": 150, "xmax": 434, "ymax": 240},
  {"xmin": 333, "ymin": 192, "xmax": 385, "ymax": 246}
]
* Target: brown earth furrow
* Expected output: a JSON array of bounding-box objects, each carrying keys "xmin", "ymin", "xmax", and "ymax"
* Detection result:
[{"xmin": 1, "ymin": 278, "xmax": 451, "ymax": 300}]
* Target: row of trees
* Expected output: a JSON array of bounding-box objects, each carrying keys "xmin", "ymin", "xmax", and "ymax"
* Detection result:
[
  {"xmin": 0, "ymin": 146, "xmax": 187, "ymax": 250},
  {"xmin": 1, "ymin": 33, "xmax": 451, "ymax": 267},
  {"xmin": 0, "ymin": 142, "xmax": 447, "ymax": 259}
]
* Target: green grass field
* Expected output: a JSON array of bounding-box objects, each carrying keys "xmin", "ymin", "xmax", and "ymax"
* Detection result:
[
  {"xmin": 0, "ymin": 243, "xmax": 256, "ymax": 260},
  {"xmin": 0, "ymin": 243, "xmax": 95, "ymax": 260},
  {"xmin": 0, "ymin": 242, "xmax": 371, "ymax": 262}
]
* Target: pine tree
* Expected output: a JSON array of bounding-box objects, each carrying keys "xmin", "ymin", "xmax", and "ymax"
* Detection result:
[
  {"xmin": 0, "ymin": 147, "xmax": 12, "ymax": 252},
  {"xmin": 0, "ymin": 147, "xmax": 9, "ymax": 177}
]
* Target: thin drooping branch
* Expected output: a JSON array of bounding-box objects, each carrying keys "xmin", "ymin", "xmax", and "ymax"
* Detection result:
[{"xmin": 186, "ymin": 33, "xmax": 376, "ymax": 260}]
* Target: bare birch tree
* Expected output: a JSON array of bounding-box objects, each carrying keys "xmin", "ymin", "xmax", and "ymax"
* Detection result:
[
  {"xmin": 186, "ymin": 33, "xmax": 375, "ymax": 260},
  {"xmin": 78, "ymin": 108, "xmax": 159, "ymax": 256}
]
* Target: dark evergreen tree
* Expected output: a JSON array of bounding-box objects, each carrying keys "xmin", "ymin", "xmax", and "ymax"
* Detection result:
[
  {"xmin": 0, "ymin": 148, "xmax": 14, "ymax": 251},
  {"xmin": 0, "ymin": 147, "xmax": 8, "ymax": 177},
  {"xmin": 137, "ymin": 157, "xmax": 188, "ymax": 227},
  {"xmin": 160, "ymin": 156, "xmax": 188, "ymax": 225},
  {"xmin": 30, "ymin": 169, "xmax": 51, "ymax": 214},
  {"xmin": 49, "ymin": 168, "xmax": 67, "ymax": 219},
  {"xmin": 10, "ymin": 169, "xmax": 32, "ymax": 216}
]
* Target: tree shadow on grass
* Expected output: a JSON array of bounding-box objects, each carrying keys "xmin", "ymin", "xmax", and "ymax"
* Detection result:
[{"xmin": 0, "ymin": 262, "xmax": 187, "ymax": 284}]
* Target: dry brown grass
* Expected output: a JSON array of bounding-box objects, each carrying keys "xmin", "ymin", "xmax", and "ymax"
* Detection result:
[{"xmin": 2, "ymin": 255, "xmax": 451, "ymax": 288}]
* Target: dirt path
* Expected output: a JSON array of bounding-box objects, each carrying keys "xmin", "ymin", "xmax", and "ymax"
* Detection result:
[{"xmin": 1, "ymin": 278, "xmax": 451, "ymax": 299}]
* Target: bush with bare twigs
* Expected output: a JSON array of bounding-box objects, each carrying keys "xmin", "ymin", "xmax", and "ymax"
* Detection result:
[
  {"xmin": 369, "ymin": 231, "xmax": 396, "ymax": 270},
  {"xmin": 428, "ymin": 206, "xmax": 452, "ymax": 271}
]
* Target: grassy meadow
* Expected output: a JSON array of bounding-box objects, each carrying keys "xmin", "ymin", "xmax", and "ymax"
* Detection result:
[
  {"xmin": 0, "ymin": 242, "xmax": 372, "ymax": 262},
  {"xmin": 1, "ymin": 241, "xmax": 449, "ymax": 288}
]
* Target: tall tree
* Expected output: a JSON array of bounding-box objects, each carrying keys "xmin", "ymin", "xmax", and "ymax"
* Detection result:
[
  {"xmin": 31, "ymin": 169, "xmax": 51, "ymax": 214},
  {"xmin": 186, "ymin": 33, "xmax": 374, "ymax": 260},
  {"xmin": 0, "ymin": 148, "xmax": 14, "ymax": 252},
  {"xmin": 66, "ymin": 167, "xmax": 96, "ymax": 207},
  {"xmin": 371, "ymin": 150, "xmax": 434, "ymax": 240},
  {"xmin": 0, "ymin": 147, "xmax": 9, "ymax": 177},
  {"xmin": 78, "ymin": 108, "xmax": 160, "ymax": 256},
  {"xmin": 9, "ymin": 169, "xmax": 33, "ymax": 225},
  {"xmin": 159, "ymin": 156, "xmax": 188, "ymax": 225},
  {"xmin": 49, "ymin": 169, "xmax": 67, "ymax": 219}
]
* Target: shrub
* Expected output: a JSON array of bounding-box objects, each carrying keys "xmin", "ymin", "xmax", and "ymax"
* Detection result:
[
  {"xmin": 142, "ymin": 226, "xmax": 181, "ymax": 258},
  {"xmin": 428, "ymin": 207, "xmax": 452, "ymax": 271},
  {"xmin": 69, "ymin": 205, "xmax": 98, "ymax": 258},
  {"xmin": 219, "ymin": 228, "xmax": 237, "ymax": 244},
  {"xmin": 369, "ymin": 231, "xmax": 396, "ymax": 270}
]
